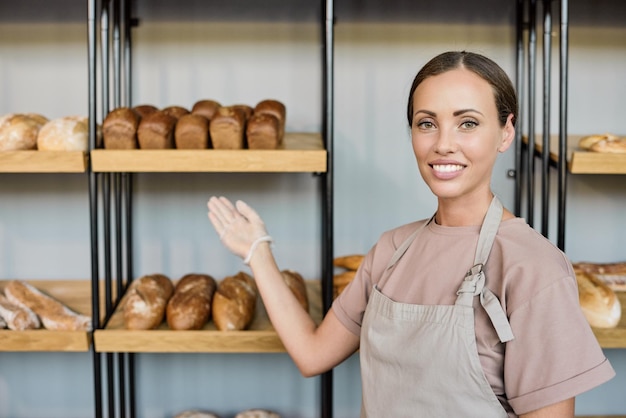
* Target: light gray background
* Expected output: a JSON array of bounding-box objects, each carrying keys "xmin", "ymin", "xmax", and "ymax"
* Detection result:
[{"xmin": 0, "ymin": 0, "xmax": 625, "ymax": 417}]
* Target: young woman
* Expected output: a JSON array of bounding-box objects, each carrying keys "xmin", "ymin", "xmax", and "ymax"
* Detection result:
[{"xmin": 207, "ymin": 51, "xmax": 614, "ymax": 417}]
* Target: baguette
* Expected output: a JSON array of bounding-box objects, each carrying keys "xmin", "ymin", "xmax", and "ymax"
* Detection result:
[
  {"xmin": 575, "ymin": 268, "xmax": 621, "ymax": 328},
  {"xmin": 212, "ymin": 271, "xmax": 257, "ymax": 331},
  {"xmin": 280, "ymin": 270, "xmax": 309, "ymax": 312},
  {"xmin": 166, "ymin": 274, "xmax": 217, "ymax": 330},
  {"xmin": 123, "ymin": 274, "xmax": 174, "ymax": 330},
  {"xmin": 0, "ymin": 293, "xmax": 41, "ymax": 330},
  {"xmin": 4, "ymin": 280, "xmax": 91, "ymax": 331}
]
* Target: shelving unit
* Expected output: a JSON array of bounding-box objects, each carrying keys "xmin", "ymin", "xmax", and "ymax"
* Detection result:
[
  {"xmin": 88, "ymin": 0, "xmax": 335, "ymax": 417},
  {"xmin": 518, "ymin": 1, "xmax": 625, "ymax": 416}
]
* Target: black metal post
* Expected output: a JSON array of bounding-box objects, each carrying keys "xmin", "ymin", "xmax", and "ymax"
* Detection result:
[
  {"xmin": 526, "ymin": 0, "xmax": 537, "ymax": 226},
  {"xmin": 321, "ymin": 0, "xmax": 334, "ymax": 417},
  {"xmin": 88, "ymin": 0, "xmax": 103, "ymax": 416},
  {"xmin": 541, "ymin": 0, "xmax": 552, "ymax": 237},
  {"xmin": 557, "ymin": 0, "xmax": 569, "ymax": 250},
  {"xmin": 514, "ymin": 0, "xmax": 525, "ymax": 217}
]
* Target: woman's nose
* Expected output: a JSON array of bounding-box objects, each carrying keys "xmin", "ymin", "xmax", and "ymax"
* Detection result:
[{"xmin": 434, "ymin": 129, "xmax": 457, "ymax": 154}]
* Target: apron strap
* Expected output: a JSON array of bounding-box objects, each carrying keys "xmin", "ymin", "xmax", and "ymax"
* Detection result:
[
  {"xmin": 385, "ymin": 215, "xmax": 434, "ymax": 271},
  {"xmin": 455, "ymin": 196, "xmax": 514, "ymax": 343}
]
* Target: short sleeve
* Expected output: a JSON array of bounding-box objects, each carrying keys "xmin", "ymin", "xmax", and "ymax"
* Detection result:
[{"xmin": 504, "ymin": 276, "xmax": 615, "ymax": 414}]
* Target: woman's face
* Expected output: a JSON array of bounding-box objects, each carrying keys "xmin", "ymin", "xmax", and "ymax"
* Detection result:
[{"xmin": 410, "ymin": 67, "xmax": 514, "ymax": 203}]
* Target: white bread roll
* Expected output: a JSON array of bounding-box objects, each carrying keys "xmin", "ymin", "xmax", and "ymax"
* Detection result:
[
  {"xmin": 37, "ymin": 116, "xmax": 89, "ymax": 151},
  {"xmin": 0, "ymin": 113, "xmax": 48, "ymax": 150}
]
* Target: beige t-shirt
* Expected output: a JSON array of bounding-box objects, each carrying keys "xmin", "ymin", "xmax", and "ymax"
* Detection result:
[{"xmin": 332, "ymin": 217, "xmax": 615, "ymax": 415}]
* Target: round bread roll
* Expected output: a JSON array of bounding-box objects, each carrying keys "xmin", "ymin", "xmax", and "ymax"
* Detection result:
[
  {"xmin": 0, "ymin": 113, "xmax": 48, "ymax": 150},
  {"xmin": 37, "ymin": 116, "xmax": 89, "ymax": 151},
  {"xmin": 590, "ymin": 137, "xmax": 626, "ymax": 154}
]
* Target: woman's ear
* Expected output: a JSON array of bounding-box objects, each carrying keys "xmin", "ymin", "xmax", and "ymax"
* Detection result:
[{"xmin": 498, "ymin": 113, "xmax": 515, "ymax": 153}]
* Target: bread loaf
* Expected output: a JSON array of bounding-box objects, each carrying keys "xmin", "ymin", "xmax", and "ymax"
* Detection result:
[
  {"xmin": 212, "ymin": 271, "xmax": 257, "ymax": 331},
  {"xmin": 191, "ymin": 99, "xmax": 221, "ymax": 120},
  {"xmin": 37, "ymin": 116, "xmax": 89, "ymax": 151},
  {"xmin": 166, "ymin": 274, "xmax": 217, "ymax": 330},
  {"xmin": 590, "ymin": 137, "xmax": 626, "ymax": 153},
  {"xmin": 162, "ymin": 105, "xmax": 190, "ymax": 120},
  {"xmin": 132, "ymin": 104, "xmax": 159, "ymax": 119},
  {"xmin": 175, "ymin": 114, "xmax": 210, "ymax": 149},
  {"xmin": 234, "ymin": 410, "xmax": 280, "ymax": 418},
  {"xmin": 333, "ymin": 254, "xmax": 365, "ymax": 271},
  {"xmin": 246, "ymin": 113, "xmax": 281, "ymax": 149},
  {"xmin": 210, "ymin": 106, "xmax": 247, "ymax": 149},
  {"xmin": 574, "ymin": 262, "xmax": 626, "ymax": 291},
  {"xmin": 137, "ymin": 111, "xmax": 177, "ymax": 149},
  {"xmin": 280, "ymin": 270, "xmax": 309, "ymax": 312},
  {"xmin": 123, "ymin": 274, "xmax": 174, "ymax": 330},
  {"xmin": 578, "ymin": 134, "xmax": 617, "ymax": 150},
  {"xmin": 232, "ymin": 104, "xmax": 254, "ymax": 121},
  {"xmin": 0, "ymin": 293, "xmax": 41, "ymax": 330},
  {"xmin": 103, "ymin": 107, "xmax": 140, "ymax": 149},
  {"xmin": 254, "ymin": 99, "xmax": 286, "ymax": 141},
  {"xmin": 0, "ymin": 113, "xmax": 47, "ymax": 150},
  {"xmin": 575, "ymin": 268, "xmax": 621, "ymax": 328},
  {"xmin": 4, "ymin": 280, "xmax": 91, "ymax": 331}
]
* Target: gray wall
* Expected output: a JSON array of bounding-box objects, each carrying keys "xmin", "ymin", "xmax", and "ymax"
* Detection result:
[{"xmin": 0, "ymin": 1, "xmax": 625, "ymax": 417}]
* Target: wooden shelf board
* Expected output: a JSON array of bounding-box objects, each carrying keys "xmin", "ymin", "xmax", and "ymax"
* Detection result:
[
  {"xmin": 90, "ymin": 132, "xmax": 327, "ymax": 173},
  {"xmin": 0, "ymin": 151, "xmax": 87, "ymax": 173},
  {"xmin": 593, "ymin": 292, "xmax": 626, "ymax": 349},
  {"xmin": 0, "ymin": 280, "xmax": 92, "ymax": 352},
  {"xmin": 95, "ymin": 280, "xmax": 322, "ymax": 353},
  {"xmin": 528, "ymin": 134, "xmax": 626, "ymax": 174}
]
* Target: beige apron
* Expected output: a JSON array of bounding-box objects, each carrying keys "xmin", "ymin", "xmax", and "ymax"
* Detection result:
[{"xmin": 360, "ymin": 197, "xmax": 514, "ymax": 417}]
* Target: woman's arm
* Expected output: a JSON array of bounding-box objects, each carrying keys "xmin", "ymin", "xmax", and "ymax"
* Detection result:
[
  {"xmin": 520, "ymin": 398, "xmax": 574, "ymax": 418},
  {"xmin": 207, "ymin": 196, "xmax": 360, "ymax": 376}
]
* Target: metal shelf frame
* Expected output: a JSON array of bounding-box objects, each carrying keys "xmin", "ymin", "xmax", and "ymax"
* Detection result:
[{"xmin": 87, "ymin": 0, "xmax": 336, "ymax": 417}]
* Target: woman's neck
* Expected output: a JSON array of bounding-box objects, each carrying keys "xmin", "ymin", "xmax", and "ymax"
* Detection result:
[{"xmin": 434, "ymin": 194, "xmax": 495, "ymax": 227}]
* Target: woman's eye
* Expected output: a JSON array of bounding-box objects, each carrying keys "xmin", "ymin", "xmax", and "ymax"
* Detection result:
[
  {"xmin": 461, "ymin": 120, "xmax": 478, "ymax": 129},
  {"xmin": 417, "ymin": 121, "xmax": 435, "ymax": 129}
]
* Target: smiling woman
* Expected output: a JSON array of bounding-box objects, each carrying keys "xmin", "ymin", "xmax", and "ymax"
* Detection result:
[{"xmin": 206, "ymin": 51, "xmax": 615, "ymax": 418}]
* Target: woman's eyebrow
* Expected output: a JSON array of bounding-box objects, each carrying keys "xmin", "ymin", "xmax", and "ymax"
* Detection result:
[
  {"xmin": 453, "ymin": 108, "xmax": 484, "ymax": 116},
  {"xmin": 414, "ymin": 109, "xmax": 436, "ymax": 117}
]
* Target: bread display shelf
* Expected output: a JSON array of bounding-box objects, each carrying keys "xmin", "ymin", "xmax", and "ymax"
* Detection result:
[
  {"xmin": 0, "ymin": 280, "xmax": 92, "ymax": 351},
  {"xmin": 94, "ymin": 280, "xmax": 322, "ymax": 353},
  {"xmin": 526, "ymin": 134, "xmax": 626, "ymax": 174},
  {"xmin": 0, "ymin": 151, "xmax": 87, "ymax": 173},
  {"xmin": 592, "ymin": 291, "xmax": 626, "ymax": 349},
  {"xmin": 90, "ymin": 132, "xmax": 327, "ymax": 173}
]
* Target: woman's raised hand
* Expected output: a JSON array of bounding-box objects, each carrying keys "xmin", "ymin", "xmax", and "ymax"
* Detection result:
[{"xmin": 207, "ymin": 196, "xmax": 271, "ymax": 262}]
